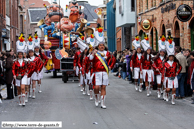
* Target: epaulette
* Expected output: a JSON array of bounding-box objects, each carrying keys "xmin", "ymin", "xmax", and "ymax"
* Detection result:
[{"xmin": 13, "ymin": 59, "xmax": 17, "ymax": 62}]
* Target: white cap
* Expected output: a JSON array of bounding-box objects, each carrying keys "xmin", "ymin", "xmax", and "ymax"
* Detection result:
[
  {"xmin": 132, "ymin": 40, "xmax": 141, "ymax": 50},
  {"xmin": 166, "ymin": 41, "xmax": 175, "ymax": 56},
  {"xmin": 77, "ymin": 37, "xmax": 89, "ymax": 52},
  {"xmin": 16, "ymin": 40, "xmax": 26, "ymax": 53},
  {"xmin": 64, "ymin": 9, "xmax": 70, "ymax": 18},
  {"xmin": 33, "ymin": 38, "xmax": 40, "ymax": 48},
  {"xmin": 27, "ymin": 41, "xmax": 35, "ymax": 52},
  {"xmin": 86, "ymin": 37, "xmax": 95, "ymax": 47},
  {"xmin": 141, "ymin": 39, "xmax": 150, "ymax": 51},
  {"xmin": 158, "ymin": 40, "xmax": 166, "ymax": 52},
  {"xmin": 94, "ymin": 31, "xmax": 105, "ymax": 47}
]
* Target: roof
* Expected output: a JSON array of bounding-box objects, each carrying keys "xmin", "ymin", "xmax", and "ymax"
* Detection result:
[
  {"xmin": 78, "ymin": 2, "xmax": 99, "ymax": 22},
  {"xmin": 20, "ymin": 0, "xmax": 50, "ymax": 8},
  {"xmin": 28, "ymin": 8, "xmax": 47, "ymax": 23}
]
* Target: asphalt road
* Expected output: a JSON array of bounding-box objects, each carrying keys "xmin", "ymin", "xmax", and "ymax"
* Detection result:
[{"xmin": 0, "ymin": 73, "xmax": 194, "ymax": 129}]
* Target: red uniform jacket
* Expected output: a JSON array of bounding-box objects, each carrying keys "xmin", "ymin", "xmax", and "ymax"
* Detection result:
[
  {"xmin": 140, "ymin": 55, "xmax": 152, "ymax": 71},
  {"xmin": 83, "ymin": 56, "xmax": 93, "ymax": 75},
  {"xmin": 27, "ymin": 61, "xmax": 36, "ymax": 77},
  {"xmin": 73, "ymin": 50, "xmax": 81, "ymax": 67},
  {"xmin": 12, "ymin": 60, "xmax": 27, "ymax": 77},
  {"xmin": 33, "ymin": 56, "xmax": 44, "ymax": 72},
  {"xmin": 152, "ymin": 57, "xmax": 165, "ymax": 75},
  {"xmin": 162, "ymin": 61, "xmax": 182, "ymax": 81},
  {"xmin": 90, "ymin": 51, "xmax": 111, "ymax": 73},
  {"xmin": 108, "ymin": 54, "xmax": 116, "ymax": 70},
  {"xmin": 130, "ymin": 55, "xmax": 141, "ymax": 68},
  {"xmin": 37, "ymin": 53, "xmax": 48, "ymax": 67},
  {"xmin": 78, "ymin": 55, "xmax": 86, "ymax": 75}
]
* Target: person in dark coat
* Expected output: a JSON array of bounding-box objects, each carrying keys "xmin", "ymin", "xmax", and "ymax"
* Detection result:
[
  {"xmin": 3, "ymin": 51, "xmax": 14, "ymax": 99},
  {"xmin": 10, "ymin": 48, "xmax": 17, "ymax": 96}
]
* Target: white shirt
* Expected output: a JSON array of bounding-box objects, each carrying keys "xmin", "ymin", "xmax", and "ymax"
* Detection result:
[
  {"xmin": 167, "ymin": 60, "xmax": 174, "ymax": 66},
  {"xmin": 30, "ymin": 56, "xmax": 35, "ymax": 61},
  {"xmin": 147, "ymin": 55, "xmax": 150, "ymax": 60},
  {"xmin": 35, "ymin": 52, "xmax": 40, "ymax": 56},
  {"xmin": 18, "ymin": 58, "xmax": 23, "ymax": 66},
  {"xmin": 137, "ymin": 53, "xmax": 142, "ymax": 60},
  {"xmin": 159, "ymin": 56, "xmax": 164, "ymax": 61}
]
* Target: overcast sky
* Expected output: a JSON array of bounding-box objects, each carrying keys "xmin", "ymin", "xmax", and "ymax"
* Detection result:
[{"xmin": 44, "ymin": 0, "xmax": 104, "ymax": 8}]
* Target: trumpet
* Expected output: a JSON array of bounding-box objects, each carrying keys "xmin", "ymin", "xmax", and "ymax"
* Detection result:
[
  {"xmin": 37, "ymin": 19, "xmax": 45, "ymax": 26},
  {"xmin": 76, "ymin": 19, "xmax": 87, "ymax": 33}
]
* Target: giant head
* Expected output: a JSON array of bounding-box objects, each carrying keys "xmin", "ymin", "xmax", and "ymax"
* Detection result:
[
  {"xmin": 45, "ymin": 14, "xmax": 51, "ymax": 25},
  {"xmin": 69, "ymin": 1, "xmax": 79, "ymax": 23},
  {"xmin": 56, "ymin": 17, "xmax": 73, "ymax": 33},
  {"xmin": 47, "ymin": 2, "xmax": 64, "ymax": 22}
]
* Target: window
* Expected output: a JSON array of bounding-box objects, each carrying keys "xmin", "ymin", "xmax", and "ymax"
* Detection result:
[
  {"xmin": 20, "ymin": 15, "xmax": 23, "ymax": 32},
  {"xmin": 146, "ymin": 0, "xmax": 148, "ymax": 9},
  {"xmin": 140, "ymin": 0, "xmax": 143, "ymax": 12},
  {"xmin": 131, "ymin": 0, "xmax": 135, "ymax": 11},
  {"xmin": 6, "ymin": 0, "xmax": 9, "ymax": 16},
  {"xmin": 104, "ymin": 15, "xmax": 107, "ymax": 30},
  {"xmin": 153, "ymin": 0, "xmax": 156, "ymax": 6}
]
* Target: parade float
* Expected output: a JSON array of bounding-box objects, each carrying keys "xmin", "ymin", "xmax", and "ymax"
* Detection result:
[{"xmin": 37, "ymin": 0, "xmax": 89, "ymax": 81}]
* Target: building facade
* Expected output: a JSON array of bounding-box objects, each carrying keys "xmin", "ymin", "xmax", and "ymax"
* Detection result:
[
  {"xmin": 137, "ymin": 0, "xmax": 194, "ymax": 50},
  {"xmin": 0, "ymin": 0, "xmax": 19, "ymax": 52},
  {"xmin": 114, "ymin": 0, "xmax": 136, "ymax": 50}
]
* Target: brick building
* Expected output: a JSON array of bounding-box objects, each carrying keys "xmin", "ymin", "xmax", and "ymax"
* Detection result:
[
  {"xmin": 0, "ymin": 0, "xmax": 19, "ymax": 51},
  {"xmin": 0, "ymin": 0, "xmax": 6, "ymax": 51},
  {"xmin": 137, "ymin": 0, "xmax": 194, "ymax": 51}
]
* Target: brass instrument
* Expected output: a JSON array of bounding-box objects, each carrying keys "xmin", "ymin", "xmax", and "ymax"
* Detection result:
[
  {"xmin": 45, "ymin": 59, "xmax": 53, "ymax": 71},
  {"xmin": 100, "ymin": 52, "xmax": 105, "ymax": 57},
  {"xmin": 37, "ymin": 19, "xmax": 45, "ymax": 26},
  {"xmin": 76, "ymin": 19, "xmax": 87, "ymax": 33}
]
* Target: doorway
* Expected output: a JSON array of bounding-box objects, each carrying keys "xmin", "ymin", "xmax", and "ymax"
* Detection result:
[{"xmin": 174, "ymin": 21, "xmax": 180, "ymax": 47}]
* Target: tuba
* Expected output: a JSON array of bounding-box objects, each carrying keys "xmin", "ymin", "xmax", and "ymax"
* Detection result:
[
  {"xmin": 76, "ymin": 19, "xmax": 87, "ymax": 33},
  {"xmin": 37, "ymin": 19, "xmax": 45, "ymax": 26}
]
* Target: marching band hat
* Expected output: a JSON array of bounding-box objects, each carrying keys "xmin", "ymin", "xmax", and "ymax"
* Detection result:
[
  {"xmin": 141, "ymin": 33, "xmax": 150, "ymax": 51},
  {"xmin": 98, "ymin": 42, "xmax": 105, "ymax": 45},
  {"xmin": 97, "ymin": 23, "xmax": 101, "ymax": 28},
  {"xmin": 133, "ymin": 35, "xmax": 141, "ymax": 50},
  {"xmin": 77, "ymin": 37, "xmax": 89, "ymax": 52},
  {"xmin": 159, "ymin": 34, "xmax": 166, "ymax": 52},
  {"xmin": 166, "ymin": 32, "xmax": 174, "ymax": 56}
]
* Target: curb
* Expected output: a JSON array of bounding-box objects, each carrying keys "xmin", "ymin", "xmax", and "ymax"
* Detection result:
[{"xmin": 0, "ymin": 85, "xmax": 6, "ymax": 91}]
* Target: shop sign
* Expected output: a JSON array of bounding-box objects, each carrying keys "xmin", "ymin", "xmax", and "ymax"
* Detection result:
[
  {"xmin": 141, "ymin": 19, "xmax": 151, "ymax": 30},
  {"xmin": 177, "ymin": 4, "xmax": 192, "ymax": 22},
  {"xmin": 161, "ymin": 3, "xmax": 176, "ymax": 13},
  {"xmin": 1, "ymin": 29, "xmax": 7, "ymax": 38}
]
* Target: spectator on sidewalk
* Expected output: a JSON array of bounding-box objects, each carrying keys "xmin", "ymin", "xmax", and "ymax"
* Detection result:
[
  {"xmin": 185, "ymin": 49, "xmax": 193, "ymax": 97},
  {"xmin": 126, "ymin": 51, "xmax": 132, "ymax": 81},
  {"xmin": 175, "ymin": 47, "xmax": 187, "ymax": 99},
  {"xmin": 3, "ymin": 50, "xmax": 14, "ymax": 100},
  {"xmin": 188, "ymin": 51, "xmax": 194, "ymax": 104},
  {"xmin": 10, "ymin": 48, "xmax": 17, "ymax": 97}
]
